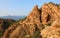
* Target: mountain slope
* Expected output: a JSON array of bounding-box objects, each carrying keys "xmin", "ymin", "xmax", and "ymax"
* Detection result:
[{"xmin": 3, "ymin": 2, "xmax": 60, "ymax": 38}]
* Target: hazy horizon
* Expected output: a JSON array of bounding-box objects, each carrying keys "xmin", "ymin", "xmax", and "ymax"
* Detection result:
[
  {"xmin": 0, "ymin": 0, "xmax": 60, "ymax": 16},
  {"xmin": 0, "ymin": 15, "xmax": 26, "ymax": 16}
]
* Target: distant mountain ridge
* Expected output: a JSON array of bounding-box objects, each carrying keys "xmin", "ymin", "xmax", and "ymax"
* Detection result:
[{"xmin": 0, "ymin": 16, "xmax": 26, "ymax": 20}]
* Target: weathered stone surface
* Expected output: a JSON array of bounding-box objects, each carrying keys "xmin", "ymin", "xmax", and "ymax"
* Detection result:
[
  {"xmin": 41, "ymin": 20, "xmax": 60, "ymax": 38},
  {"xmin": 3, "ymin": 2, "xmax": 60, "ymax": 38},
  {"xmin": 3, "ymin": 5, "xmax": 43, "ymax": 38},
  {"xmin": 41, "ymin": 3, "xmax": 60, "ymax": 25}
]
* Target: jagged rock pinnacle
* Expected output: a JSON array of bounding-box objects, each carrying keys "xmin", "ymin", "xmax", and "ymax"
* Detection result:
[
  {"xmin": 33, "ymin": 5, "xmax": 38, "ymax": 10},
  {"xmin": 3, "ymin": 3, "xmax": 60, "ymax": 38}
]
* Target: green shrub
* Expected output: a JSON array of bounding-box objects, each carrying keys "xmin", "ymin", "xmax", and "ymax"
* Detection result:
[
  {"xmin": 0, "ymin": 30, "xmax": 3, "ymax": 37},
  {"xmin": 18, "ymin": 17, "xmax": 26, "ymax": 22},
  {"xmin": 29, "ymin": 30, "xmax": 40, "ymax": 38},
  {"xmin": 2, "ymin": 19, "xmax": 16, "ymax": 31}
]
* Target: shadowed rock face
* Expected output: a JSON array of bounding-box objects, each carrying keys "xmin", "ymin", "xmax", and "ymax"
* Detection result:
[
  {"xmin": 3, "ymin": 3, "xmax": 60, "ymax": 38},
  {"xmin": 41, "ymin": 3, "xmax": 60, "ymax": 25}
]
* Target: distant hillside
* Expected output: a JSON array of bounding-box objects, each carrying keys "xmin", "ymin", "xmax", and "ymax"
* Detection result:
[{"xmin": 0, "ymin": 16, "xmax": 26, "ymax": 20}]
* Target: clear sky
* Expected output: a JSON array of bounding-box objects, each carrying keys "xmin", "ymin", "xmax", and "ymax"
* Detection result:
[{"xmin": 0, "ymin": 0, "xmax": 60, "ymax": 16}]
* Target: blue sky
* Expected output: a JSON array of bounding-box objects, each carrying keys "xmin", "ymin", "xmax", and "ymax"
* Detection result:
[{"xmin": 0, "ymin": 0, "xmax": 60, "ymax": 16}]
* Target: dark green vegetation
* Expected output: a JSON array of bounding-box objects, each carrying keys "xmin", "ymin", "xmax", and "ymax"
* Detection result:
[
  {"xmin": 0, "ymin": 18, "xmax": 16, "ymax": 37},
  {"xmin": 18, "ymin": 17, "xmax": 27, "ymax": 22},
  {"xmin": 2, "ymin": 19, "xmax": 16, "ymax": 30},
  {"xmin": 0, "ymin": 30, "xmax": 3, "ymax": 37},
  {"xmin": 30, "ymin": 30, "xmax": 40, "ymax": 38},
  {"xmin": 0, "ymin": 17, "xmax": 26, "ymax": 38}
]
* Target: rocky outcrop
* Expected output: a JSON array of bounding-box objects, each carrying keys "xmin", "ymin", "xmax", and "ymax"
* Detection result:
[
  {"xmin": 41, "ymin": 20, "xmax": 60, "ymax": 38},
  {"xmin": 41, "ymin": 3, "xmax": 60, "ymax": 38},
  {"xmin": 3, "ymin": 2, "xmax": 60, "ymax": 38},
  {"xmin": 3, "ymin": 5, "xmax": 43, "ymax": 38},
  {"xmin": 41, "ymin": 3, "xmax": 60, "ymax": 25},
  {"xmin": 3, "ymin": 22, "xmax": 20, "ymax": 38}
]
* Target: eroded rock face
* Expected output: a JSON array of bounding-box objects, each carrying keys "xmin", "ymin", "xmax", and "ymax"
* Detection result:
[
  {"xmin": 41, "ymin": 3, "xmax": 60, "ymax": 38},
  {"xmin": 3, "ymin": 5, "xmax": 43, "ymax": 38},
  {"xmin": 3, "ymin": 22, "xmax": 20, "ymax": 38},
  {"xmin": 41, "ymin": 20, "xmax": 60, "ymax": 38},
  {"xmin": 9, "ymin": 5, "xmax": 43, "ymax": 38},
  {"xmin": 41, "ymin": 3, "xmax": 60, "ymax": 25},
  {"xmin": 3, "ymin": 3, "xmax": 60, "ymax": 38}
]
